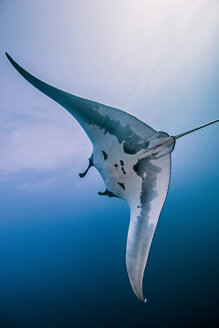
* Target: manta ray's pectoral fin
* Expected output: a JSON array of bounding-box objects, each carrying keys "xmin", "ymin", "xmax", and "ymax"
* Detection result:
[
  {"xmin": 98, "ymin": 189, "xmax": 118, "ymax": 198},
  {"xmin": 79, "ymin": 155, "xmax": 94, "ymax": 178},
  {"xmin": 126, "ymin": 155, "xmax": 171, "ymax": 302}
]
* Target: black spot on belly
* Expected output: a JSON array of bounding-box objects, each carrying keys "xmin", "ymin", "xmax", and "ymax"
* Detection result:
[
  {"xmin": 133, "ymin": 161, "xmax": 143, "ymax": 176},
  {"xmin": 120, "ymin": 160, "xmax": 124, "ymax": 166},
  {"xmin": 114, "ymin": 164, "xmax": 118, "ymax": 168},
  {"xmin": 122, "ymin": 167, "xmax": 126, "ymax": 174},
  {"xmin": 118, "ymin": 182, "xmax": 125, "ymax": 190},
  {"xmin": 102, "ymin": 151, "xmax": 108, "ymax": 160}
]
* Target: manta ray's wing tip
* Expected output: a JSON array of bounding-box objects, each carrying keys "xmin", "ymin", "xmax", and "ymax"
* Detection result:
[
  {"xmin": 136, "ymin": 294, "xmax": 147, "ymax": 303},
  {"xmin": 135, "ymin": 289, "xmax": 147, "ymax": 303},
  {"xmin": 138, "ymin": 294, "xmax": 147, "ymax": 304},
  {"xmin": 5, "ymin": 52, "xmax": 14, "ymax": 64},
  {"xmin": 5, "ymin": 53, "xmax": 16, "ymax": 66},
  {"xmin": 5, "ymin": 52, "xmax": 10, "ymax": 59}
]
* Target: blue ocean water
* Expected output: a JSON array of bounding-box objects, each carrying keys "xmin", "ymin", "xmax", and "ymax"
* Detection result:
[
  {"xmin": 0, "ymin": 149, "xmax": 218, "ymax": 328},
  {"xmin": 1, "ymin": 0, "xmax": 219, "ymax": 326}
]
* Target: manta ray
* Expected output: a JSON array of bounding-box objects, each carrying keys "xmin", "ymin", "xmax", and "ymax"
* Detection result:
[{"xmin": 6, "ymin": 53, "xmax": 218, "ymax": 302}]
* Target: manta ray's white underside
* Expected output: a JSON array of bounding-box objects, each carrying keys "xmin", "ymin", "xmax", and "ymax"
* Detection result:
[{"xmin": 6, "ymin": 53, "xmax": 175, "ymax": 302}]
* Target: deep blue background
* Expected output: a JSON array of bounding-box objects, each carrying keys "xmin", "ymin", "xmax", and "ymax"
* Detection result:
[{"xmin": 0, "ymin": 151, "xmax": 218, "ymax": 328}]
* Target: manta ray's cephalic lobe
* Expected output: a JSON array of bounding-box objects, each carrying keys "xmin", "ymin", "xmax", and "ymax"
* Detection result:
[{"xmin": 6, "ymin": 53, "xmax": 218, "ymax": 302}]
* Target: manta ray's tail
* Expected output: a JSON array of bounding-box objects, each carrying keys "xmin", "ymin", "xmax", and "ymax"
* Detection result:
[{"xmin": 174, "ymin": 119, "xmax": 219, "ymax": 139}]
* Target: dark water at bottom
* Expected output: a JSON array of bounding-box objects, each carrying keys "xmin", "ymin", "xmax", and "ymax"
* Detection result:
[{"xmin": 0, "ymin": 171, "xmax": 218, "ymax": 328}]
